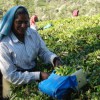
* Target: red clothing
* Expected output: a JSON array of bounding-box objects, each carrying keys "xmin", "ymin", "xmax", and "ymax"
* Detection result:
[
  {"xmin": 30, "ymin": 15, "xmax": 38, "ymax": 26},
  {"xmin": 72, "ymin": 10, "xmax": 79, "ymax": 17},
  {"xmin": 30, "ymin": 15, "xmax": 38, "ymax": 30}
]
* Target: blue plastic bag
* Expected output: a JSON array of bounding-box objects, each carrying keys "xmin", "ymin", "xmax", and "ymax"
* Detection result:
[
  {"xmin": 43, "ymin": 23, "xmax": 53, "ymax": 29},
  {"xmin": 38, "ymin": 71, "xmax": 78, "ymax": 99}
]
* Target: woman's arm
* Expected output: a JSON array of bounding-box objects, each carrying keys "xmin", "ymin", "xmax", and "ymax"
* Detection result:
[{"xmin": 0, "ymin": 43, "xmax": 40, "ymax": 85}]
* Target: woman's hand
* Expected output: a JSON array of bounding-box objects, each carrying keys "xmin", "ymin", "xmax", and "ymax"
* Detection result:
[
  {"xmin": 53, "ymin": 57, "xmax": 62, "ymax": 67},
  {"xmin": 40, "ymin": 72, "xmax": 50, "ymax": 80}
]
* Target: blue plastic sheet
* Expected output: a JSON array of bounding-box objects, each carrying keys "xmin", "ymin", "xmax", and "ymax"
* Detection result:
[{"xmin": 38, "ymin": 71, "xmax": 78, "ymax": 99}]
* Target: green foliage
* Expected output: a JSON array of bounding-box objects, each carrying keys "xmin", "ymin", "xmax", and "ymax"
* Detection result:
[
  {"xmin": 37, "ymin": 0, "xmax": 46, "ymax": 6},
  {"xmin": 2, "ymin": 0, "xmax": 100, "ymax": 20},
  {"xmin": 10, "ymin": 82, "xmax": 53, "ymax": 100},
  {"xmin": 55, "ymin": 65, "xmax": 76, "ymax": 76},
  {"xmin": 13, "ymin": 0, "xmax": 20, "ymax": 5},
  {"xmin": 10, "ymin": 14, "xmax": 100, "ymax": 100}
]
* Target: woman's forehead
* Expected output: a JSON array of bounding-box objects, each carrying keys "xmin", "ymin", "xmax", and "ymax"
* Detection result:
[{"xmin": 15, "ymin": 14, "xmax": 29, "ymax": 20}]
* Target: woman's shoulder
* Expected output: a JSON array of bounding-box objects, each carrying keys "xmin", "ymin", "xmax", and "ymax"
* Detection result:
[
  {"xmin": 0, "ymin": 36, "xmax": 10, "ymax": 44},
  {"xmin": 26, "ymin": 27, "xmax": 41, "ymax": 42},
  {"xmin": 27, "ymin": 27, "xmax": 37, "ymax": 33},
  {"xmin": 0, "ymin": 39, "xmax": 8, "ymax": 51},
  {"xmin": 27, "ymin": 27, "xmax": 39, "ymax": 36}
]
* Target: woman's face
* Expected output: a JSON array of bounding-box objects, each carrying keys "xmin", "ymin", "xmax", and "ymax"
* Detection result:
[{"xmin": 12, "ymin": 14, "xmax": 29, "ymax": 35}]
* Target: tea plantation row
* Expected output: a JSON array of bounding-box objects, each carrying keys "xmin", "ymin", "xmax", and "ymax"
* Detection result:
[{"xmin": 10, "ymin": 15, "xmax": 100, "ymax": 100}]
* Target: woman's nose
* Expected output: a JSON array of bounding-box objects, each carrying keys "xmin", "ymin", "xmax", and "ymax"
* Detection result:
[
  {"xmin": 21, "ymin": 22, "xmax": 28, "ymax": 28},
  {"xmin": 21, "ymin": 23, "xmax": 26, "ymax": 27}
]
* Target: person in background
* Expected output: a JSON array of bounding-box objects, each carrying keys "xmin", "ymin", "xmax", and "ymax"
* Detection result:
[
  {"xmin": 0, "ymin": 6, "xmax": 62, "ymax": 97},
  {"xmin": 72, "ymin": 10, "xmax": 79, "ymax": 17},
  {"xmin": 30, "ymin": 15, "xmax": 38, "ymax": 30}
]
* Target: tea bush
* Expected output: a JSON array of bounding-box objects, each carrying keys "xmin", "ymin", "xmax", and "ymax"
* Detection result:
[{"xmin": 10, "ymin": 14, "xmax": 100, "ymax": 100}]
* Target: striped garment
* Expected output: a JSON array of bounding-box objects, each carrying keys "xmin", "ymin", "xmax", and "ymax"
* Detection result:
[{"xmin": 0, "ymin": 28, "xmax": 57, "ymax": 85}]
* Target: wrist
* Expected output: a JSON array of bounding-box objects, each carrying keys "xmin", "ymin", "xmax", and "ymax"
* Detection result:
[
  {"xmin": 53, "ymin": 57, "xmax": 60, "ymax": 64},
  {"xmin": 40, "ymin": 72, "xmax": 42, "ymax": 80}
]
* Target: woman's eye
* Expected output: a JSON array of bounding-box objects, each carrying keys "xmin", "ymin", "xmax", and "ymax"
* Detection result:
[{"xmin": 16, "ymin": 21, "xmax": 29, "ymax": 25}]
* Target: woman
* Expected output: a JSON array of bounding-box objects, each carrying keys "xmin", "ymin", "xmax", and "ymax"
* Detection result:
[{"xmin": 0, "ymin": 6, "xmax": 61, "ymax": 97}]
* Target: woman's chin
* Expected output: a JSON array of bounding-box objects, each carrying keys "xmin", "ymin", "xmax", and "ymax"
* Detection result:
[{"xmin": 18, "ymin": 31, "xmax": 25, "ymax": 35}]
